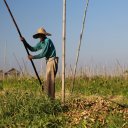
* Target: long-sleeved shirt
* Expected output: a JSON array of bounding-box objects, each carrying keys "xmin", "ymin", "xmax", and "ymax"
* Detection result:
[{"xmin": 24, "ymin": 37, "xmax": 56, "ymax": 59}]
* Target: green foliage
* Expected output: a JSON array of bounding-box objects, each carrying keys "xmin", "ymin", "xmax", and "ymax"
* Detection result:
[
  {"xmin": 0, "ymin": 76, "xmax": 128, "ymax": 127},
  {"xmin": 71, "ymin": 76, "xmax": 128, "ymax": 98},
  {"xmin": 0, "ymin": 88, "xmax": 67, "ymax": 127}
]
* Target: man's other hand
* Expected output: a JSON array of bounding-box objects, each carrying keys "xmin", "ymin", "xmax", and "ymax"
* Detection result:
[
  {"xmin": 20, "ymin": 37, "xmax": 25, "ymax": 42},
  {"xmin": 28, "ymin": 55, "xmax": 33, "ymax": 60}
]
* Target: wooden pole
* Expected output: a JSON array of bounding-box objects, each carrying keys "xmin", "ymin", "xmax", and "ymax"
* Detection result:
[
  {"xmin": 71, "ymin": 0, "xmax": 89, "ymax": 93},
  {"xmin": 62, "ymin": 0, "xmax": 66, "ymax": 103},
  {"xmin": 3, "ymin": 0, "xmax": 42, "ymax": 85}
]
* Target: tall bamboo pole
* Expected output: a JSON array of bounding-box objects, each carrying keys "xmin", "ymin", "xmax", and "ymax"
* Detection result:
[
  {"xmin": 3, "ymin": 0, "xmax": 42, "ymax": 85},
  {"xmin": 71, "ymin": 0, "xmax": 89, "ymax": 93},
  {"xmin": 62, "ymin": 0, "xmax": 66, "ymax": 103}
]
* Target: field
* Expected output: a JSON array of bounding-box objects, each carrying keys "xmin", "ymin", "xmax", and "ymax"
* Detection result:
[{"xmin": 0, "ymin": 76, "xmax": 128, "ymax": 128}]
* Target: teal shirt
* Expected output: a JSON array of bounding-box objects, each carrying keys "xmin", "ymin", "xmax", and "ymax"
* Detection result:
[{"xmin": 27, "ymin": 38, "xmax": 56, "ymax": 59}]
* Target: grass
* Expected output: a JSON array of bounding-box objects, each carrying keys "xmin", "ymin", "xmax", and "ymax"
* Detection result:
[
  {"xmin": 0, "ymin": 76, "xmax": 128, "ymax": 127},
  {"xmin": 71, "ymin": 76, "xmax": 128, "ymax": 96},
  {"xmin": 0, "ymin": 89, "xmax": 67, "ymax": 127}
]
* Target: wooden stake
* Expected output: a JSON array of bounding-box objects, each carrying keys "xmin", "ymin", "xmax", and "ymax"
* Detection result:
[
  {"xmin": 71, "ymin": 0, "xmax": 90, "ymax": 93},
  {"xmin": 3, "ymin": 0, "xmax": 42, "ymax": 85},
  {"xmin": 62, "ymin": 0, "xmax": 66, "ymax": 103}
]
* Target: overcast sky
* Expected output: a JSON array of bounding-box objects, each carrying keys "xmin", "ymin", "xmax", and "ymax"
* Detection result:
[{"xmin": 0, "ymin": 0, "xmax": 128, "ymax": 75}]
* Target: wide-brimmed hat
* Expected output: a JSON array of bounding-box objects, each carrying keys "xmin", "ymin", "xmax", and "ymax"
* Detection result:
[{"xmin": 33, "ymin": 27, "xmax": 51, "ymax": 39}]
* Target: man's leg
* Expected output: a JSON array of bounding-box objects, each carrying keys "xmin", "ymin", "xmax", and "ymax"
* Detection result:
[{"xmin": 46, "ymin": 60, "xmax": 55, "ymax": 99}]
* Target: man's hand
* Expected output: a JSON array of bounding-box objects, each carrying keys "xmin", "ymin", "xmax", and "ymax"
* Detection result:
[
  {"xmin": 20, "ymin": 37, "xmax": 25, "ymax": 42},
  {"xmin": 28, "ymin": 55, "xmax": 33, "ymax": 60}
]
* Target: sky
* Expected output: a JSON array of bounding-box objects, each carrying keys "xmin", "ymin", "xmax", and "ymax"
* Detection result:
[{"xmin": 0, "ymin": 0, "xmax": 128, "ymax": 75}]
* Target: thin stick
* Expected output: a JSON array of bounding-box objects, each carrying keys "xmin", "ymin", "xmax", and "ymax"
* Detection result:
[
  {"xmin": 70, "ymin": 64, "xmax": 73, "ymax": 76},
  {"xmin": 3, "ymin": 41, "xmax": 7, "ymax": 79},
  {"xmin": 3, "ymin": 0, "xmax": 42, "ymax": 85},
  {"xmin": 22, "ymin": 58, "xmax": 29, "ymax": 76},
  {"xmin": 62, "ymin": 0, "xmax": 66, "ymax": 103},
  {"xmin": 71, "ymin": 0, "xmax": 90, "ymax": 93},
  {"xmin": 13, "ymin": 53, "xmax": 24, "ymax": 76}
]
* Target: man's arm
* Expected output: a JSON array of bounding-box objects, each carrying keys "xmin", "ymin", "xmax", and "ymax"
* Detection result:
[{"xmin": 20, "ymin": 37, "xmax": 38, "ymax": 52}]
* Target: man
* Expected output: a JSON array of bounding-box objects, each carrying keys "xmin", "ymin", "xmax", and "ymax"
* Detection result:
[{"xmin": 21, "ymin": 27, "xmax": 58, "ymax": 99}]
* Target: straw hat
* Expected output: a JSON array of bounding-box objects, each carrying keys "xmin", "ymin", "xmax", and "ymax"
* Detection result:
[{"xmin": 33, "ymin": 27, "xmax": 51, "ymax": 39}]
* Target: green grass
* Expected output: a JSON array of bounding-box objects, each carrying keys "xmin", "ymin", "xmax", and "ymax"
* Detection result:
[
  {"xmin": 0, "ymin": 76, "xmax": 128, "ymax": 127},
  {"xmin": 71, "ymin": 76, "xmax": 128, "ymax": 98},
  {"xmin": 0, "ymin": 89, "xmax": 67, "ymax": 127}
]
